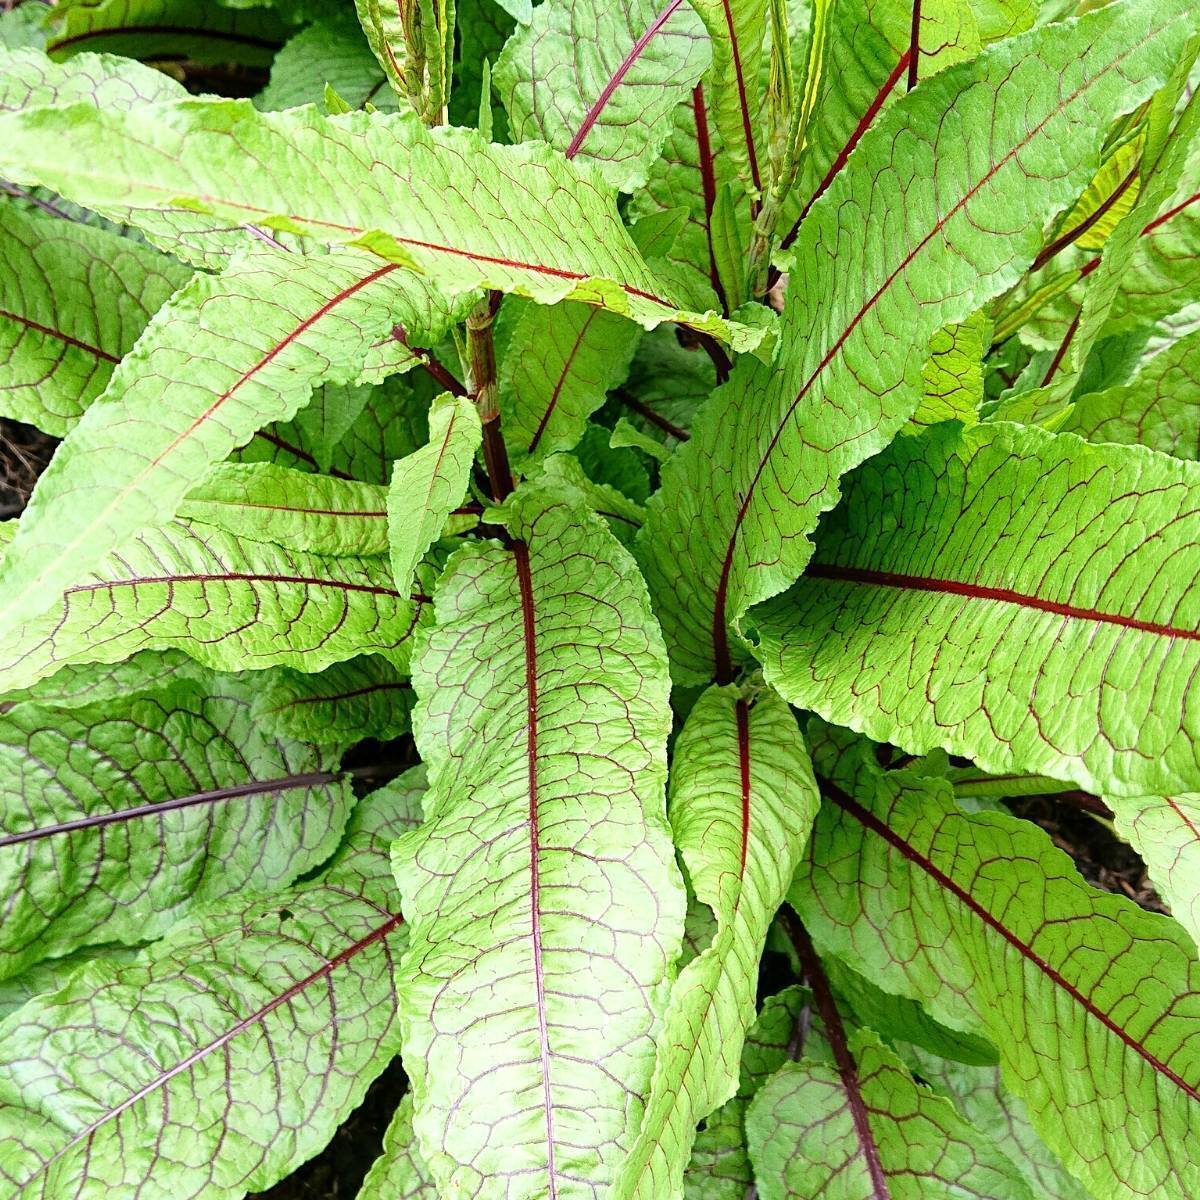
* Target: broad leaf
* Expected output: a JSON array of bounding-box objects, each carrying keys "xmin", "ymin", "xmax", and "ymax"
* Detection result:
[
  {"xmin": 756, "ymin": 421, "xmax": 1200, "ymax": 797},
  {"xmin": 357, "ymin": 1095, "xmax": 437, "ymax": 1199},
  {"xmin": 387, "ymin": 392, "xmax": 480, "ymax": 596},
  {"xmin": 638, "ymin": 0, "xmax": 1195, "ymax": 683},
  {"xmin": 499, "ymin": 299, "xmax": 640, "ymax": 462},
  {"xmin": 394, "ymin": 485, "xmax": 684, "ymax": 1200},
  {"xmin": 0, "ymin": 518, "xmax": 423, "ymax": 694},
  {"xmin": 0, "ymin": 205, "xmax": 189, "ymax": 436},
  {"xmin": 0, "ymin": 946, "xmax": 142, "ymax": 1023},
  {"xmin": 0, "ymin": 45, "xmax": 185, "ymax": 111},
  {"xmin": 0, "ymin": 772, "xmax": 420, "ymax": 1200},
  {"xmin": 745, "ymin": 1029, "xmax": 1034, "ymax": 1200},
  {"xmin": 615, "ymin": 684, "xmax": 819, "ymax": 1199},
  {"xmin": 0, "ymin": 672, "xmax": 352, "ymax": 980},
  {"xmin": 495, "ymin": 0, "xmax": 710, "ymax": 192},
  {"xmin": 790, "ymin": 730, "xmax": 1200, "ymax": 1199}
]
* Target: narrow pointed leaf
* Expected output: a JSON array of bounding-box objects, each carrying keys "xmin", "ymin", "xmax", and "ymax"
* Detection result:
[
  {"xmin": 387, "ymin": 392, "xmax": 480, "ymax": 596},
  {"xmin": 746, "ymin": 1030, "xmax": 1034, "ymax": 1200},
  {"xmin": 790, "ymin": 733, "xmax": 1200, "ymax": 1199},
  {"xmin": 0, "ymin": 772, "xmax": 420, "ymax": 1200},
  {"xmin": 639, "ymin": 0, "xmax": 1195, "ymax": 683},
  {"xmin": 394, "ymin": 485, "xmax": 684, "ymax": 1200},
  {"xmin": 0, "ymin": 205, "xmax": 189, "ymax": 436},
  {"xmin": 615, "ymin": 685, "xmax": 819, "ymax": 1199},
  {"xmin": 0, "ymin": 518, "xmax": 422, "ymax": 694},
  {"xmin": 495, "ymin": 0, "xmax": 710, "ymax": 192},
  {"xmin": 356, "ymin": 1095, "xmax": 437, "ymax": 1199},
  {"xmin": 0, "ymin": 673, "xmax": 352, "ymax": 979},
  {"xmin": 757, "ymin": 421, "xmax": 1200, "ymax": 797}
]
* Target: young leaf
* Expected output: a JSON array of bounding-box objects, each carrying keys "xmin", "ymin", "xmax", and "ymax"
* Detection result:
[
  {"xmin": 494, "ymin": 0, "xmax": 710, "ymax": 192},
  {"xmin": 0, "ymin": 518, "xmax": 423, "ymax": 694},
  {"xmin": 394, "ymin": 486, "xmax": 684, "ymax": 1200},
  {"xmin": 790, "ymin": 732, "xmax": 1200, "ymax": 1199},
  {"xmin": 615, "ymin": 685, "xmax": 819, "ymax": 1199},
  {"xmin": 356, "ymin": 1095, "xmax": 437, "ymax": 1199},
  {"xmin": 498, "ymin": 299, "xmax": 640, "ymax": 462},
  {"xmin": 387, "ymin": 392, "xmax": 481, "ymax": 595},
  {"xmin": 0, "ymin": 771, "xmax": 420, "ymax": 1200},
  {"xmin": 0, "ymin": 205, "xmax": 189, "ymax": 436},
  {"xmin": 0, "ymin": 673, "xmax": 353, "ymax": 980},
  {"xmin": 745, "ymin": 1028, "xmax": 1034, "ymax": 1200},
  {"xmin": 638, "ymin": 0, "xmax": 1196, "ymax": 684},
  {"xmin": 0, "ymin": 92, "xmax": 762, "ymax": 351},
  {"xmin": 756, "ymin": 421, "xmax": 1200, "ymax": 797}
]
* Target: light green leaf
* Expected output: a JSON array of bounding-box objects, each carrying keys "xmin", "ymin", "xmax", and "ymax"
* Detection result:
[
  {"xmin": 495, "ymin": 0, "xmax": 710, "ymax": 192},
  {"xmin": 0, "ymin": 672, "xmax": 352, "ymax": 980},
  {"xmin": 387, "ymin": 392, "xmax": 480, "ymax": 596},
  {"xmin": 499, "ymin": 299, "xmax": 640, "ymax": 462},
  {"xmin": 639, "ymin": 0, "xmax": 1196, "ymax": 684},
  {"xmin": 0, "ymin": 245, "xmax": 434, "ymax": 636},
  {"xmin": 251, "ymin": 655, "xmax": 412, "ymax": 747},
  {"xmin": 0, "ymin": 772, "xmax": 420, "ymax": 1200},
  {"xmin": 0, "ymin": 204, "xmax": 189, "ymax": 436},
  {"xmin": 0, "ymin": 92, "xmax": 761, "ymax": 353},
  {"xmin": 0, "ymin": 946, "xmax": 143, "ymax": 1023},
  {"xmin": 356, "ymin": 1095, "xmax": 437, "ymax": 1199},
  {"xmin": 615, "ymin": 684, "xmax": 818, "ymax": 1199},
  {"xmin": 756, "ymin": 421, "xmax": 1200, "ymax": 797},
  {"xmin": 746, "ymin": 1029, "xmax": 1034, "ymax": 1200},
  {"xmin": 910, "ymin": 311, "xmax": 991, "ymax": 432},
  {"xmin": 394, "ymin": 485, "xmax": 684, "ymax": 1200},
  {"xmin": 0, "ymin": 650, "xmax": 206, "ymax": 710},
  {"xmin": 1060, "ymin": 326, "xmax": 1200, "ymax": 457},
  {"xmin": 0, "ymin": 518, "xmax": 423, "ymax": 694},
  {"xmin": 790, "ymin": 731, "xmax": 1200, "ymax": 1199},
  {"xmin": 0, "ymin": 46, "xmax": 186, "ymax": 111}
]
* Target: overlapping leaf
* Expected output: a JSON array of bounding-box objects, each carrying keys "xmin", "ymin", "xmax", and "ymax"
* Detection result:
[
  {"xmin": 616, "ymin": 685, "xmax": 817, "ymax": 1199},
  {"xmin": 394, "ymin": 485, "xmax": 684, "ymax": 1200},
  {"xmin": 0, "ymin": 45, "xmax": 185, "ymax": 111},
  {"xmin": 495, "ymin": 0, "xmax": 710, "ymax": 192},
  {"xmin": 0, "ymin": 518, "xmax": 423, "ymax": 694},
  {"xmin": 357, "ymin": 1095, "xmax": 437, "ymax": 1199},
  {"xmin": 789, "ymin": 731, "xmax": 1200, "ymax": 1199},
  {"xmin": 638, "ymin": 0, "xmax": 1195, "ymax": 683},
  {"xmin": 0, "ymin": 673, "xmax": 352, "ymax": 980},
  {"xmin": 756, "ymin": 421, "xmax": 1200, "ymax": 797},
  {"xmin": 0, "ymin": 772, "xmax": 420, "ymax": 1200}
]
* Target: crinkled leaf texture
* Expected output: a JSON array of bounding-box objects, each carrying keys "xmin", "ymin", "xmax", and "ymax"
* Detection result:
[
  {"xmin": 0, "ymin": 666, "xmax": 352, "ymax": 980},
  {"xmin": 0, "ymin": 771, "xmax": 421, "ymax": 1199},
  {"xmin": 638, "ymin": 0, "xmax": 1197, "ymax": 683},
  {"xmin": 790, "ymin": 728, "xmax": 1200, "ymax": 1199},
  {"xmin": 393, "ymin": 484, "xmax": 684, "ymax": 1200},
  {"xmin": 357, "ymin": 1095, "xmax": 437, "ymax": 1199},
  {"xmin": 0, "ymin": 46, "xmax": 186, "ymax": 111},
  {"xmin": 616, "ymin": 684, "xmax": 819, "ymax": 1199},
  {"xmin": 756, "ymin": 421, "xmax": 1200, "ymax": 797}
]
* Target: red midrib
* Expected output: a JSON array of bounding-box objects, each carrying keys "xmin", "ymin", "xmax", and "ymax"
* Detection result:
[
  {"xmin": 0, "ymin": 307, "xmax": 119, "ymax": 364},
  {"xmin": 66, "ymin": 571, "xmax": 406, "ymax": 600},
  {"xmin": 735, "ymin": 697, "xmax": 752, "ymax": 874},
  {"xmin": 824, "ymin": 780, "xmax": 1200, "ymax": 1102},
  {"xmin": 20, "ymin": 911, "xmax": 404, "ymax": 1188},
  {"xmin": 528, "ymin": 309, "xmax": 598, "ymax": 454},
  {"xmin": 512, "ymin": 539, "xmax": 558, "ymax": 1198},
  {"xmin": 709, "ymin": 31, "xmax": 1158, "ymax": 676},
  {"xmin": 267, "ymin": 680, "xmax": 410, "ymax": 714},
  {"xmin": 719, "ymin": 0, "xmax": 762, "ymax": 197},
  {"xmin": 49, "ymin": 24, "xmax": 281, "ymax": 53},
  {"xmin": 807, "ymin": 563, "xmax": 1200, "ymax": 643},
  {"xmin": 193, "ymin": 498, "xmax": 387, "ymax": 519}
]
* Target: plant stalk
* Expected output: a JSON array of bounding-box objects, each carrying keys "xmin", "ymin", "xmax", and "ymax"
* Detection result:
[{"xmin": 467, "ymin": 292, "xmax": 514, "ymax": 501}]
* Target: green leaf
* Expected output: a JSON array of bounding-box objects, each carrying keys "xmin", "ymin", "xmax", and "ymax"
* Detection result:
[
  {"xmin": 356, "ymin": 1095, "xmax": 437, "ymax": 1199},
  {"xmin": 250, "ymin": 655, "xmax": 412, "ymax": 747},
  {"xmin": 0, "ymin": 672, "xmax": 352, "ymax": 980},
  {"xmin": 0, "ymin": 245, "xmax": 434, "ymax": 636},
  {"xmin": 44, "ymin": 0, "xmax": 286, "ymax": 67},
  {"xmin": 181, "ymin": 462, "xmax": 391, "ymax": 556},
  {"xmin": 0, "ymin": 518, "xmax": 423, "ymax": 694},
  {"xmin": 393, "ymin": 485, "xmax": 684, "ymax": 1200},
  {"xmin": 756, "ymin": 421, "xmax": 1200, "ymax": 797},
  {"xmin": 387, "ymin": 392, "xmax": 480, "ymax": 596},
  {"xmin": 745, "ymin": 1029, "xmax": 1034, "ymax": 1200},
  {"xmin": 0, "ymin": 205, "xmax": 189, "ymax": 436},
  {"xmin": 615, "ymin": 684, "xmax": 819, "ymax": 1199},
  {"xmin": 0, "ymin": 772, "xmax": 420, "ymax": 1199},
  {"xmin": 0, "ymin": 92, "xmax": 762, "ymax": 353},
  {"xmin": 499, "ymin": 299, "xmax": 640, "ymax": 463},
  {"xmin": 0, "ymin": 946, "xmax": 143, "ymax": 1024},
  {"xmin": 638, "ymin": 0, "xmax": 1195, "ymax": 684},
  {"xmin": 910, "ymin": 311, "xmax": 991, "ymax": 431},
  {"xmin": 789, "ymin": 731, "xmax": 1200, "ymax": 1199},
  {"xmin": 450, "ymin": 0, "xmax": 514, "ymax": 135},
  {"xmin": 0, "ymin": 46, "xmax": 186, "ymax": 111},
  {"xmin": 495, "ymin": 0, "xmax": 710, "ymax": 192},
  {"xmin": 1060, "ymin": 326, "xmax": 1200, "ymax": 457},
  {"xmin": 0, "ymin": 650, "xmax": 206, "ymax": 710}
]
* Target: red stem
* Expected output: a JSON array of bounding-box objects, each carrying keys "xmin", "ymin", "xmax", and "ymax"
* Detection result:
[
  {"xmin": 907, "ymin": 0, "xmax": 921, "ymax": 91},
  {"xmin": 692, "ymin": 83, "xmax": 729, "ymax": 315}
]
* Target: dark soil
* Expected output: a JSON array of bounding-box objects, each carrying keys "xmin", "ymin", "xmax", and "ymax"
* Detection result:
[{"xmin": 0, "ymin": 418, "xmax": 57, "ymax": 518}]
